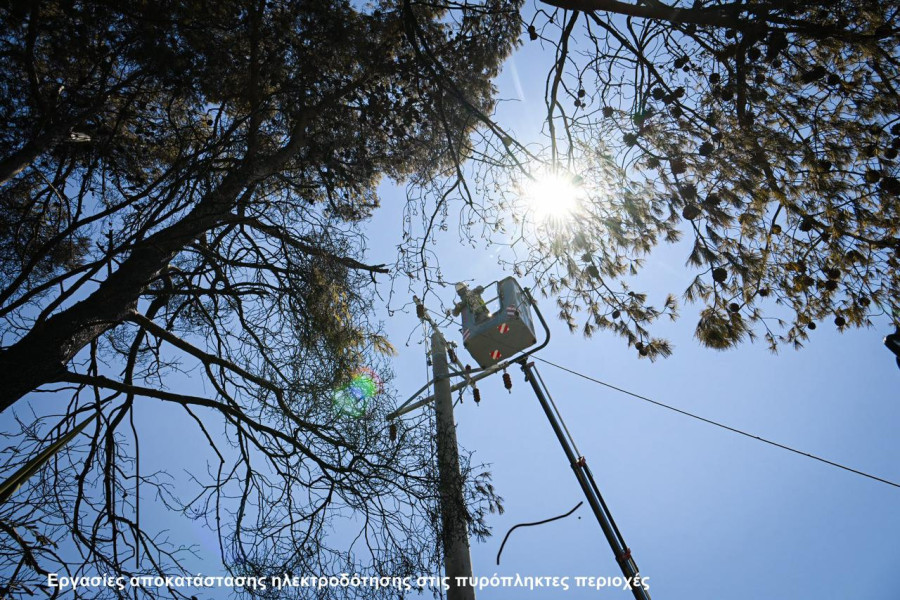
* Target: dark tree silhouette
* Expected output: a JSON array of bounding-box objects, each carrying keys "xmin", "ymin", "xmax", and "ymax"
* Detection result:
[
  {"xmin": 0, "ymin": 0, "xmax": 515, "ymax": 596},
  {"xmin": 519, "ymin": 0, "xmax": 900, "ymax": 356},
  {"xmin": 396, "ymin": 0, "xmax": 898, "ymax": 359}
]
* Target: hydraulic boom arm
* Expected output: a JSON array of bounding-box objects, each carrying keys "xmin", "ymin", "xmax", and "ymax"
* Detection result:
[{"xmin": 519, "ymin": 360, "xmax": 652, "ymax": 600}]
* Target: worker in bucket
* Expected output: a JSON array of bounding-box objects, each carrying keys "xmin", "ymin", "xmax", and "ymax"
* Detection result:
[{"xmin": 453, "ymin": 283, "xmax": 490, "ymax": 323}]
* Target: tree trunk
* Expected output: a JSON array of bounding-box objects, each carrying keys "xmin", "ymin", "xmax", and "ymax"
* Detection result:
[
  {"xmin": 0, "ymin": 168, "xmax": 251, "ymax": 412},
  {"xmin": 0, "ymin": 125, "xmax": 71, "ymax": 186}
]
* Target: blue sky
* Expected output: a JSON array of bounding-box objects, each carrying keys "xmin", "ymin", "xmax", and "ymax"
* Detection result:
[
  {"xmin": 363, "ymin": 35, "xmax": 900, "ymax": 600},
  {"xmin": 368, "ymin": 208, "xmax": 900, "ymax": 599},
  {"xmin": 369, "ymin": 204, "xmax": 900, "ymax": 599}
]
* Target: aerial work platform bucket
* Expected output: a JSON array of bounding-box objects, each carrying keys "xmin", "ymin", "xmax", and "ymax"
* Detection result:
[{"xmin": 456, "ymin": 277, "xmax": 537, "ymax": 368}]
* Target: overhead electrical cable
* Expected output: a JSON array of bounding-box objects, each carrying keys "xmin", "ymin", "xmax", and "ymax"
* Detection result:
[{"xmin": 532, "ymin": 356, "xmax": 900, "ymax": 490}]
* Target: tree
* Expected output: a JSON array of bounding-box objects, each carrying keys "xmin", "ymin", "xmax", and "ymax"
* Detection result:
[
  {"xmin": 4, "ymin": 0, "xmax": 898, "ymax": 594},
  {"xmin": 0, "ymin": 0, "xmax": 516, "ymax": 596},
  {"xmin": 542, "ymin": 0, "xmax": 899, "ymax": 354},
  {"xmin": 400, "ymin": 0, "xmax": 899, "ymax": 359}
]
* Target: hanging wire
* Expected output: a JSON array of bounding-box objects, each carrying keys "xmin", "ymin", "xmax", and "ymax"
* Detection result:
[
  {"xmin": 533, "ymin": 356, "xmax": 900, "ymax": 490},
  {"xmin": 496, "ymin": 502, "xmax": 584, "ymax": 565}
]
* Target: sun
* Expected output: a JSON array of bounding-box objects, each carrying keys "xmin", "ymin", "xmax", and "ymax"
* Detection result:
[{"xmin": 521, "ymin": 171, "xmax": 584, "ymax": 223}]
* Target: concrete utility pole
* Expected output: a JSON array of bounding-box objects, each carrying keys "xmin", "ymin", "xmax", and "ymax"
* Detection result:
[{"xmin": 431, "ymin": 330, "xmax": 476, "ymax": 600}]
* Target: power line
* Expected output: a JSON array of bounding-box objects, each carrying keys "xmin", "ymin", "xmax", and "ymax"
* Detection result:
[
  {"xmin": 431, "ymin": 286, "xmax": 897, "ymax": 488},
  {"xmin": 532, "ymin": 356, "xmax": 900, "ymax": 490}
]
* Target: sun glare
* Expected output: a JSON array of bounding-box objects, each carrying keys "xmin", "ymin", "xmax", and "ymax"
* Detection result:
[{"xmin": 522, "ymin": 171, "xmax": 584, "ymax": 223}]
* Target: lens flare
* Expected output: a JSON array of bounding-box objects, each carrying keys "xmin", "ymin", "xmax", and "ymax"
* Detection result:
[{"xmin": 332, "ymin": 367, "xmax": 383, "ymax": 418}]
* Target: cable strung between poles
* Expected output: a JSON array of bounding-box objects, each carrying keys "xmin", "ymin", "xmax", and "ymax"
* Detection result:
[{"xmin": 533, "ymin": 356, "xmax": 900, "ymax": 490}]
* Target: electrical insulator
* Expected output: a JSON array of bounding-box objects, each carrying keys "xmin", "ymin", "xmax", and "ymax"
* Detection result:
[
  {"xmin": 473, "ymin": 387, "xmax": 481, "ymax": 404},
  {"xmin": 503, "ymin": 372, "xmax": 512, "ymax": 392},
  {"xmin": 389, "ymin": 423, "xmax": 397, "ymax": 441},
  {"xmin": 448, "ymin": 347, "xmax": 457, "ymax": 363},
  {"xmin": 416, "ymin": 304, "xmax": 425, "ymax": 319}
]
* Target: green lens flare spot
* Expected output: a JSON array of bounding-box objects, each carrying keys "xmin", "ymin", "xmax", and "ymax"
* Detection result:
[{"xmin": 331, "ymin": 367, "xmax": 383, "ymax": 418}]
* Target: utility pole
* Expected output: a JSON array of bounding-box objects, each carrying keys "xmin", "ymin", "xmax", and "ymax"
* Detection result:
[
  {"xmin": 431, "ymin": 330, "xmax": 476, "ymax": 600},
  {"xmin": 391, "ymin": 285, "xmax": 651, "ymax": 599}
]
